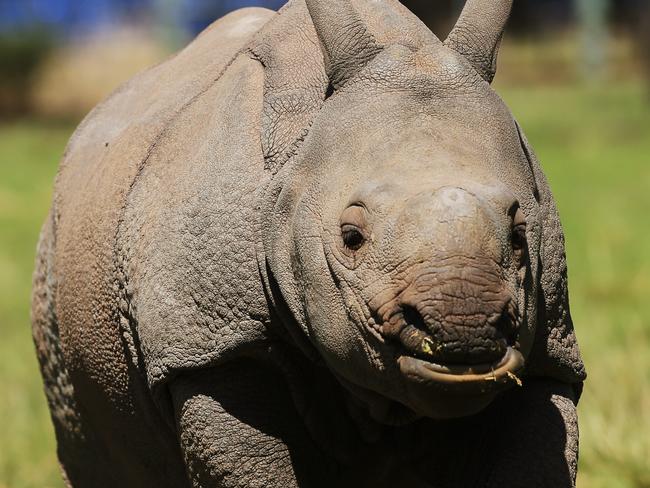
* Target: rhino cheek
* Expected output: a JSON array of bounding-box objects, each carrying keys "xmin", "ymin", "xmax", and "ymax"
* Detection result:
[
  {"xmin": 290, "ymin": 218, "xmax": 404, "ymax": 404},
  {"xmin": 295, "ymin": 238, "xmax": 377, "ymax": 385},
  {"xmin": 304, "ymin": 285, "xmax": 369, "ymax": 377}
]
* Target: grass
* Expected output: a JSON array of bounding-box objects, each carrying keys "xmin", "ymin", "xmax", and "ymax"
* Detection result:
[
  {"xmin": 0, "ymin": 81, "xmax": 649, "ymax": 487},
  {"xmin": 496, "ymin": 81, "xmax": 650, "ymax": 488},
  {"xmin": 0, "ymin": 120, "xmax": 69, "ymax": 488}
]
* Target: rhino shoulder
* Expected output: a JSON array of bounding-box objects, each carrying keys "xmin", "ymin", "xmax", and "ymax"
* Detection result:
[
  {"xmin": 117, "ymin": 1, "xmax": 331, "ymax": 391},
  {"xmin": 49, "ymin": 7, "xmax": 277, "ymax": 414}
]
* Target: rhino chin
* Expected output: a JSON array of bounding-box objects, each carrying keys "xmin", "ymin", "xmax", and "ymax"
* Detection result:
[{"xmin": 397, "ymin": 348, "xmax": 525, "ymax": 419}]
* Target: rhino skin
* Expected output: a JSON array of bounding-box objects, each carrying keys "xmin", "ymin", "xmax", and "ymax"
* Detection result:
[{"xmin": 32, "ymin": 0, "xmax": 586, "ymax": 487}]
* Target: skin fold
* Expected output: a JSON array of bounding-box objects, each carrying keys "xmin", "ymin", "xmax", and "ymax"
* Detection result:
[{"xmin": 31, "ymin": 1, "xmax": 586, "ymax": 487}]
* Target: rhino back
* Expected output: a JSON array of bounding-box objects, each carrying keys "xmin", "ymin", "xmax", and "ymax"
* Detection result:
[{"xmin": 42, "ymin": 8, "xmax": 275, "ymax": 486}]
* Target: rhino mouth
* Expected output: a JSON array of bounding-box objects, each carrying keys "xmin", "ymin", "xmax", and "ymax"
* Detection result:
[
  {"xmin": 371, "ymin": 308, "xmax": 524, "ymax": 391},
  {"xmin": 397, "ymin": 346, "xmax": 525, "ymax": 389}
]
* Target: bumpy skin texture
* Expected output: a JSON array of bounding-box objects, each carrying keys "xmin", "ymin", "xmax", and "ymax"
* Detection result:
[{"xmin": 32, "ymin": 1, "xmax": 586, "ymax": 487}]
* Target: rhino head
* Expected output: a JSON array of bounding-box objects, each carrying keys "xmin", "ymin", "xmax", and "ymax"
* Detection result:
[{"xmin": 264, "ymin": 0, "xmax": 583, "ymax": 423}]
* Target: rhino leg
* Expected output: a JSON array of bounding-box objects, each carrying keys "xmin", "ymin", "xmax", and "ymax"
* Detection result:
[
  {"xmin": 170, "ymin": 360, "xmax": 334, "ymax": 488},
  {"xmin": 395, "ymin": 379, "xmax": 580, "ymax": 488},
  {"xmin": 481, "ymin": 379, "xmax": 580, "ymax": 488}
]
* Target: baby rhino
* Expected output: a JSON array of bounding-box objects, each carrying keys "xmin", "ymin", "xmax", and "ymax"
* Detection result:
[{"xmin": 32, "ymin": 0, "xmax": 586, "ymax": 487}]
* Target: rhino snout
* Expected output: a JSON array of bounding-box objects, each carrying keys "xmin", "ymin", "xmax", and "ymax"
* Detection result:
[{"xmin": 377, "ymin": 258, "xmax": 520, "ymax": 367}]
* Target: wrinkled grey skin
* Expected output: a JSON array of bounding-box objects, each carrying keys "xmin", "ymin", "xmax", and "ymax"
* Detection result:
[{"xmin": 32, "ymin": 1, "xmax": 586, "ymax": 487}]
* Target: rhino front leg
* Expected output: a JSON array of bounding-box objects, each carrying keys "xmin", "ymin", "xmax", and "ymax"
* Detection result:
[
  {"xmin": 481, "ymin": 379, "xmax": 580, "ymax": 488},
  {"xmin": 409, "ymin": 379, "xmax": 580, "ymax": 488},
  {"xmin": 170, "ymin": 360, "xmax": 333, "ymax": 488}
]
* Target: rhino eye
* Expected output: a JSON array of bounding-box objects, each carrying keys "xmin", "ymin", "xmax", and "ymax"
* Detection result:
[
  {"xmin": 341, "ymin": 225, "xmax": 365, "ymax": 251},
  {"xmin": 512, "ymin": 224, "xmax": 526, "ymax": 251},
  {"xmin": 511, "ymin": 208, "xmax": 527, "ymax": 266},
  {"xmin": 340, "ymin": 205, "xmax": 368, "ymax": 252}
]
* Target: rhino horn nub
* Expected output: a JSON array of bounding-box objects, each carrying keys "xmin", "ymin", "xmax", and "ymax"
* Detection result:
[
  {"xmin": 305, "ymin": 0, "xmax": 382, "ymax": 88},
  {"xmin": 444, "ymin": 0, "xmax": 513, "ymax": 83}
]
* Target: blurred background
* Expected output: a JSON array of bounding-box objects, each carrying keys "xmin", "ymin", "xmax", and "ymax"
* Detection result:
[{"xmin": 0, "ymin": 1, "xmax": 648, "ymax": 487}]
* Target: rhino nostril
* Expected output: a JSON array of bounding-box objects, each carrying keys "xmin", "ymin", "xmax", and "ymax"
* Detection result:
[
  {"xmin": 402, "ymin": 305, "xmax": 428, "ymax": 334},
  {"xmin": 490, "ymin": 303, "xmax": 520, "ymax": 345},
  {"xmin": 392, "ymin": 301, "xmax": 518, "ymax": 365}
]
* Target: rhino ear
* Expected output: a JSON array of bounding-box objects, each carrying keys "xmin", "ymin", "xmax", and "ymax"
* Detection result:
[
  {"xmin": 444, "ymin": 0, "xmax": 513, "ymax": 83},
  {"xmin": 305, "ymin": 0, "xmax": 440, "ymax": 89}
]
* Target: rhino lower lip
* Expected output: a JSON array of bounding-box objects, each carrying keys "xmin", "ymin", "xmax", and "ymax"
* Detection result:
[{"xmin": 398, "ymin": 347, "xmax": 525, "ymax": 387}]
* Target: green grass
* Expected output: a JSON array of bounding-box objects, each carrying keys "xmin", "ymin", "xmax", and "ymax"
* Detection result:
[
  {"xmin": 0, "ymin": 82, "xmax": 649, "ymax": 487},
  {"xmin": 500, "ymin": 81, "xmax": 650, "ymax": 488},
  {"xmin": 0, "ymin": 120, "xmax": 70, "ymax": 488}
]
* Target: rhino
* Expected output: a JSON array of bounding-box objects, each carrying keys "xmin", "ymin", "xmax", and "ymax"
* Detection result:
[{"xmin": 31, "ymin": 0, "xmax": 586, "ymax": 486}]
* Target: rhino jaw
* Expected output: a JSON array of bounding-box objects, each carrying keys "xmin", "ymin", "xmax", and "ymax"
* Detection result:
[
  {"xmin": 381, "ymin": 303, "xmax": 524, "ymax": 419},
  {"xmin": 397, "ymin": 347, "xmax": 525, "ymax": 419}
]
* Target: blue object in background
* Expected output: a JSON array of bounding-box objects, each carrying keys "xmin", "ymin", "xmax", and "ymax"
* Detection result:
[
  {"xmin": 184, "ymin": 0, "xmax": 284, "ymax": 34},
  {"xmin": 0, "ymin": 0, "xmax": 146, "ymax": 33},
  {"xmin": 0, "ymin": 0, "xmax": 285, "ymax": 36},
  {"xmin": 0, "ymin": 0, "xmax": 646, "ymax": 37}
]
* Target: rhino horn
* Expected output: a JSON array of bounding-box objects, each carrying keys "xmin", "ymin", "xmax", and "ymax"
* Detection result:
[
  {"xmin": 305, "ymin": 0, "xmax": 439, "ymax": 89},
  {"xmin": 444, "ymin": 0, "xmax": 513, "ymax": 83}
]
